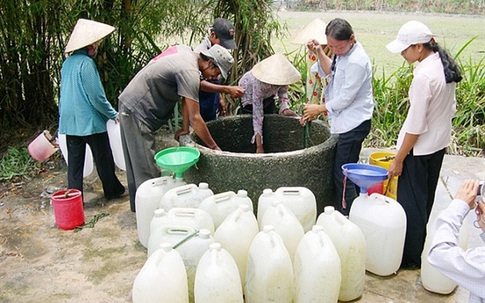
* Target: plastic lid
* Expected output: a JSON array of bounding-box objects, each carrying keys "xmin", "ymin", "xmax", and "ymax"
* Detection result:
[
  {"xmin": 160, "ymin": 242, "xmax": 172, "ymax": 252},
  {"xmin": 262, "ymin": 188, "xmax": 273, "ymax": 195},
  {"xmin": 199, "ymin": 182, "xmax": 209, "ymax": 189},
  {"xmin": 237, "ymin": 190, "xmax": 248, "ymax": 197},
  {"xmin": 312, "ymin": 225, "xmax": 324, "ymax": 233},
  {"xmin": 324, "ymin": 206, "xmax": 335, "ymax": 214},
  {"xmin": 199, "ymin": 229, "xmax": 211, "ymax": 239},
  {"xmin": 209, "ymin": 242, "xmax": 222, "ymax": 251},
  {"xmin": 263, "ymin": 225, "xmax": 275, "ymax": 233}
]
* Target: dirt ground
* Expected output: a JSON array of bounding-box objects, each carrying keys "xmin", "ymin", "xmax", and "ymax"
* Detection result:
[{"xmin": 0, "ymin": 143, "xmax": 483, "ymax": 302}]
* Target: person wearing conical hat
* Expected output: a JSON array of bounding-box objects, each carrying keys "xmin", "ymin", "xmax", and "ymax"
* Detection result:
[
  {"xmin": 238, "ymin": 53, "xmax": 301, "ymax": 153},
  {"xmin": 301, "ymin": 18, "xmax": 374, "ymax": 216},
  {"xmin": 58, "ymin": 19, "xmax": 126, "ymax": 202},
  {"xmin": 291, "ymin": 18, "xmax": 330, "ymax": 107},
  {"xmin": 118, "ymin": 44, "xmax": 235, "ymax": 211}
]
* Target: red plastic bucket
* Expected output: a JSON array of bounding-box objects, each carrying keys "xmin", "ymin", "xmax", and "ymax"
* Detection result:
[{"xmin": 51, "ymin": 189, "xmax": 85, "ymax": 230}]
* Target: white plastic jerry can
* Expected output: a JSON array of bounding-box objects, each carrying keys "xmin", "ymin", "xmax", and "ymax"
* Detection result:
[
  {"xmin": 147, "ymin": 225, "xmax": 196, "ymax": 257},
  {"xmin": 349, "ymin": 193, "xmax": 406, "ymax": 276},
  {"xmin": 106, "ymin": 119, "xmax": 126, "ymax": 171},
  {"xmin": 245, "ymin": 225, "xmax": 294, "ymax": 303},
  {"xmin": 257, "ymin": 187, "xmax": 316, "ymax": 232},
  {"xmin": 199, "ymin": 191, "xmax": 239, "ymax": 229},
  {"xmin": 294, "ymin": 225, "xmax": 341, "ymax": 303},
  {"xmin": 194, "ymin": 243, "xmax": 243, "ymax": 303},
  {"xmin": 260, "ymin": 201, "xmax": 305, "ymax": 261},
  {"xmin": 160, "ymin": 183, "xmax": 213, "ymax": 211},
  {"xmin": 150, "ymin": 207, "xmax": 215, "ymax": 235},
  {"xmin": 175, "ymin": 229, "xmax": 215, "ymax": 303},
  {"xmin": 317, "ymin": 206, "xmax": 366, "ymax": 302},
  {"xmin": 420, "ymin": 205, "xmax": 470, "ymax": 294},
  {"xmin": 135, "ymin": 176, "xmax": 186, "ymax": 248},
  {"xmin": 213, "ymin": 204, "xmax": 259, "ymax": 288},
  {"xmin": 132, "ymin": 242, "xmax": 188, "ymax": 303},
  {"xmin": 234, "ymin": 190, "xmax": 253, "ymax": 212},
  {"xmin": 58, "ymin": 133, "xmax": 94, "ymax": 177}
]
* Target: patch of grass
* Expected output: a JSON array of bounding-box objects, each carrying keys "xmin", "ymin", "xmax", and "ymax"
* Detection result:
[{"xmin": 0, "ymin": 146, "xmax": 43, "ymax": 182}]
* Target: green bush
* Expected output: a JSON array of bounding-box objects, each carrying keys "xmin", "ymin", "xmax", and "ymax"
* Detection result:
[{"xmin": 288, "ymin": 37, "xmax": 484, "ymax": 157}]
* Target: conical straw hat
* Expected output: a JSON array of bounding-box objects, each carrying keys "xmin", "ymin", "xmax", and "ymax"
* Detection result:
[
  {"xmin": 291, "ymin": 18, "xmax": 327, "ymax": 45},
  {"xmin": 251, "ymin": 53, "xmax": 301, "ymax": 85},
  {"xmin": 65, "ymin": 19, "xmax": 115, "ymax": 53}
]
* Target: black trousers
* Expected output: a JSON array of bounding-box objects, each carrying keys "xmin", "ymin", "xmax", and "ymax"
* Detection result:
[
  {"xmin": 238, "ymin": 96, "xmax": 276, "ymax": 115},
  {"xmin": 67, "ymin": 133, "xmax": 125, "ymax": 200},
  {"xmin": 333, "ymin": 119, "xmax": 371, "ymax": 215},
  {"xmin": 398, "ymin": 148, "xmax": 445, "ymax": 267}
]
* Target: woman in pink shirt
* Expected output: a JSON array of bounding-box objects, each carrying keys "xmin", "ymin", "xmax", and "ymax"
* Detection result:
[{"xmin": 239, "ymin": 54, "xmax": 301, "ymax": 153}]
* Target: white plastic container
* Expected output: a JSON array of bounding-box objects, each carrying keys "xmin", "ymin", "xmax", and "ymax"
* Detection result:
[
  {"xmin": 245, "ymin": 225, "xmax": 294, "ymax": 303},
  {"xmin": 160, "ymin": 183, "xmax": 213, "ymax": 211},
  {"xmin": 234, "ymin": 190, "xmax": 253, "ymax": 212},
  {"xmin": 257, "ymin": 187, "xmax": 316, "ymax": 232},
  {"xmin": 199, "ymin": 191, "xmax": 240, "ymax": 229},
  {"xmin": 106, "ymin": 119, "xmax": 126, "ymax": 171},
  {"xmin": 349, "ymin": 193, "xmax": 406, "ymax": 276},
  {"xmin": 420, "ymin": 207, "xmax": 470, "ymax": 294},
  {"xmin": 132, "ymin": 242, "xmax": 188, "ymax": 303},
  {"xmin": 135, "ymin": 176, "xmax": 186, "ymax": 248},
  {"xmin": 149, "ymin": 207, "xmax": 214, "ymax": 246},
  {"xmin": 147, "ymin": 225, "xmax": 196, "ymax": 257},
  {"xmin": 260, "ymin": 201, "xmax": 305, "ymax": 260},
  {"xmin": 175, "ymin": 229, "xmax": 215, "ymax": 303},
  {"xmin": 213, "ymin": 204, "xmax": 258, "ymax": 287},
  {"xmin": 58, "ymin": 133, "xmax": 94, "ymax": 177},
  {"xmin": 194, "ymin": 243, "xmax": 243, "ymax": 303},
  {"xmin": 317, "ymin": 206, "xmax": 366, "ymax": 301},
  {"xmin": 294, "ymin": 225, "xmax": 341, "ymax": 303}
]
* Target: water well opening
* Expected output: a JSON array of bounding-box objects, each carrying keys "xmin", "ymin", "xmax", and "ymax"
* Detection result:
[{"xmin": 184, "ymin": 114, "xmax": 338, "ymax": 215}]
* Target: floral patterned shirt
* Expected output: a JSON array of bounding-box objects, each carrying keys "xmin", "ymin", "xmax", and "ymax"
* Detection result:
[{"xmin": 239, "ymin": 71, "xmax": 290, "ymax": 143}]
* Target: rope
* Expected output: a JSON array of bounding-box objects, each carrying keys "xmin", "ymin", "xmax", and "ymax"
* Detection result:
[
  {"xmin": 74, "ymin": 212, "xmax": 110, "ymax": 232},
  {"xmin": 342, "ymin": 169, "xmax": 348, "ymax": 210},
  {"xmin": 172, "ymin": 230, "xmax": 200, "ymax": 249}
]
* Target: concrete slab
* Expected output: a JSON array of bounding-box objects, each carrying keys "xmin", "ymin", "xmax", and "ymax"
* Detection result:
[{"xmin": 0, "ymin": 147, "xmax": 483, "ymax": 302}]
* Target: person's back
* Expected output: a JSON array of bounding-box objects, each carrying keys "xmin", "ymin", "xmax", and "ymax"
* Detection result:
[{"xmin": 119, "ymin": 45, "xmax": 199, "ymax": 131}]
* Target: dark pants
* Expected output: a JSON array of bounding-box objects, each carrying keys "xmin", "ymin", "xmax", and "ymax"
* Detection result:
[
  {"xmin": 119, "ymin": 109, "xmax": 161, "ymax": 212},
  {"xmin": 333, "ymin": 119, "xmax": 371, "ymax": 215},
  {"xmin": 398, "ymin": 148, "xmax": 445, "ymax": 268},
  {"xmin": 239, "ymin": 96, "xmax": 276, "ymax": 115},
  {"xmin": 199, "ymin": 91, "xmax": 219, "ymax": 122},
  {"xmin": 66, "ymin": 133, "xmax": 125, "ymax": 200}
]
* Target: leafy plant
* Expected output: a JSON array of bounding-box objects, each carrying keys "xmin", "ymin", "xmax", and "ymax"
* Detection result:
[{"xmin": 0, "ymin": 147, "xmax": 42, "ymax": 181}]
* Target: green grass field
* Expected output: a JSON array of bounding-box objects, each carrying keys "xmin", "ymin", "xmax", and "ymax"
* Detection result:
[{"xmin": 273, "ymin": 10, "xmax": 485, "ymax": 77}]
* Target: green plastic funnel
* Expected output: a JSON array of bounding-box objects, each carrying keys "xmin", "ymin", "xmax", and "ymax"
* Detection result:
[{"xmin": 154, "ymin": 147, "xmax": 200, "ymax": 178}]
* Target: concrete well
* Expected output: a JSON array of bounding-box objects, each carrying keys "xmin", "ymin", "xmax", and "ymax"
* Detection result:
[{"xmin": 183, "ymin": 114, "xmax": 338, "ymax": 215}]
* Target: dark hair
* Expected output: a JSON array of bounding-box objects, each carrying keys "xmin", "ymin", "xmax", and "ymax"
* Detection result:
[
  {"xmin": 325, "ymin": 18, "xmax": 354, "ymax": 41},
  {"xmin": 423, "ymin": 40, "xmax": 462, "ymax": 83}
]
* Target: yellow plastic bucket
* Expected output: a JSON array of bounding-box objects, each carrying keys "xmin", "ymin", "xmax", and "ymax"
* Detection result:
[{"xmin": 369, "ymin": 152, "xmax": 398, "ymax": 200}]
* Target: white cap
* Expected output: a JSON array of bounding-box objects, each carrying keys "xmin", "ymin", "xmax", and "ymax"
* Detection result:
[
  {"xmin": 386, "ymin": 20, "xmax": 434, "ymax": 53},
  {"xmin": 251, "ymin": 53, "xmax": 301, "ymax": 86},
  {"xmin": 65, "ymin": 19, "xmax": 115, "ymax": 54}
]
